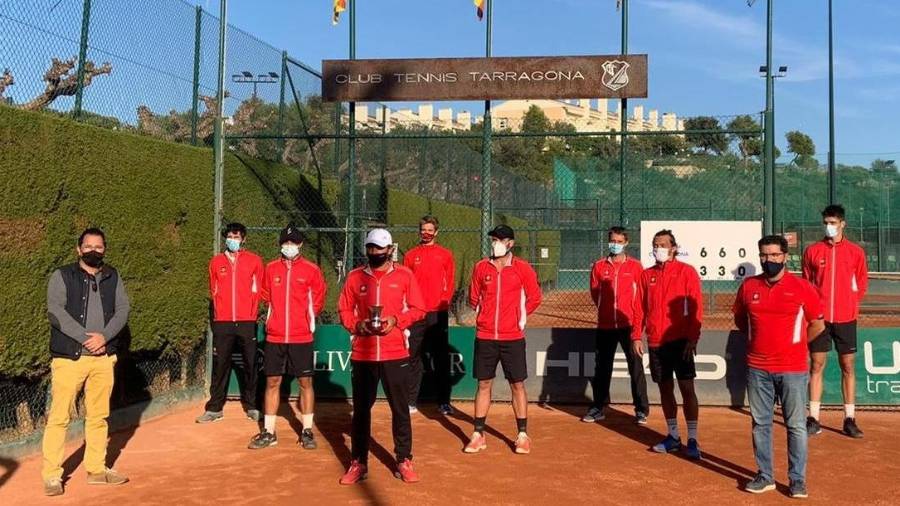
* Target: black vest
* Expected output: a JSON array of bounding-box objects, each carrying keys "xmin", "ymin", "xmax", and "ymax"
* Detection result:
[{"xmin": 49, "ymin": 262, "xmax": 120, "ymax": 359}]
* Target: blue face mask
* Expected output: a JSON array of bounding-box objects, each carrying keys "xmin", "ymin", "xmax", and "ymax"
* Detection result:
[
  {"xmin": 608, "ymin": 243, "xmax": 625, "ymax": 255},
  {"xmin": 225, "ymin": 238, "xmax": 242, "ymax": 253}
]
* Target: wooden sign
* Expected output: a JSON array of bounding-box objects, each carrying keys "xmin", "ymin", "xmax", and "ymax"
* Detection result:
[{"xmin": 322, "ymin": 55, "xmax": 648, "ymax": 102}]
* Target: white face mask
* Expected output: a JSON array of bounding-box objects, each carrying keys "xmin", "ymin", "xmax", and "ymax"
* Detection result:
[
  {"xmin": 491, "ymin": 241, "xmax": 509, "ymax": 259},
  {"xmin": 281, "ymin": 244, "xmax": 300, "ymax": 259},
  {"xmin": 608, "ymin": 243, "xmax": 625, "ymax": 255},
  {"xmin": 654, "ymin": 247, "xmax": 671, "ymax": 263},
  {"xmin": 825, "ymin": 223, "xmax": 839, "ymax": 238}
]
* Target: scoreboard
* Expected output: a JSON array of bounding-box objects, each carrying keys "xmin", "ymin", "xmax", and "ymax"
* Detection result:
[{"xmin": 639, "ymin": 221, "xmax": 762, "ymax": 281}]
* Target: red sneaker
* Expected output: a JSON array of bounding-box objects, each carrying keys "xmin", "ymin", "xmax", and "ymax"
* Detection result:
[
  {"xmin": 396, "ymin": 458, "xmax": 420, "ymax": 483},
  {"xmin": 464, "ymin": 432, "xmax": 487, "ymax": 453},
  {"xmin": 339, "ymin": 459, "xmax": 367, "ymax": 485},
  {"xmin": 515, "ymin": 433, "xmax": 531, "ymax": 454}
]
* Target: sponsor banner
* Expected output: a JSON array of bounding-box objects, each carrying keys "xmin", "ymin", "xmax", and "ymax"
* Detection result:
[
  {"xmin": 227, "ymin": 326, "xmax": 900, "ymax": 406},
  {"xmin": 322, "ymin": 55, "xmax": 648, "ymax": 102}
]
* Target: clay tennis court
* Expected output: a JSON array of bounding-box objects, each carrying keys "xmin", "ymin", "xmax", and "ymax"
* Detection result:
[
  {"xmin": 524, "ymin": 289, "xmax": 900, "ymax": 329},
  {"xmin": 2, "ymin": 400, "xmax": 898, "ymax": 504}
]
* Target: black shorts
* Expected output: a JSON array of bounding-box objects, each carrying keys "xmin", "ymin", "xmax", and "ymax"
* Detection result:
[
  {"xmin": 263, "ymin": 342, "xmax": 314, "ymax": 377},
  {"xmin": 648, "ymin": 339, "xmax": 696, "ymax": 383},
  {"xmin": 474, "ymin": 339, "xmax": 528, "ymax": 382},
  {"xmin": 809, "ymin": 321, "xmax": 857, "ymax": 355}
]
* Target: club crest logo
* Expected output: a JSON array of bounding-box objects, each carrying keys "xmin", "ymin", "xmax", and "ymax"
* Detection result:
[
  {"xmin": 752, "ymin": 292, "xmax": 760, "ymax": 301},
  {"xmin": 273, "ymin": 276, "xmax": 281, "ymax": 285},
  {"xmin": 601, "ymin": 60, "xmax": 630, "ymax": 91},
  {"xmin": 219, "ymin": 266, "xmax": 227, "ymax": 274},
  {"xmin": 819, "ymin": 258, "xmax": 826, "ymax": 266},
  {"xmin": 649, "ymin": 275, "xmax": 657, "ymax": 285},
  {"xmin": 485, "ymin": 275, "xmax": 492, "ymax": 283},
  {"xmin": 360, "ymin": 285, "xmax": 367, "ymax": 293},
  {"xmin": 414, "ymin": 256, "xmax": 421, "ymax": 264}
]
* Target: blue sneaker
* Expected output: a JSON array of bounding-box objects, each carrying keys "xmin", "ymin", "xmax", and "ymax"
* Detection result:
[
  {"xmin": 652, "ymin": 435, "xmax": 682, "ymax": 453},
  {"xmin": 789, "ymin": 480, "xmax": 808, "ymax": 499},
  {"xmin": 685, "ymin": 438, "xmax": 702, "ymax": 460},
  {"xmin": 745, "ymin": 473, "xmax": 776, "ymax": 494}
]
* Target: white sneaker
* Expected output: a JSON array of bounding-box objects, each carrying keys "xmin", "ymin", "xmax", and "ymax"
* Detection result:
[
  {"xmin": 409, "ymin": 405, "xmax": 418, "ymax": 415},
  {"xmin": 581, "ymin": 406, "xmax": 605, "ymax": 423}
]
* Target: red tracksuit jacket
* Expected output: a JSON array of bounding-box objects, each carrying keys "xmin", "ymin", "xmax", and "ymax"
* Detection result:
[
  {"xmin": 338, "ymin": 263, "xmax": 426, "ymax": 361},
  {"xmin": 802, "ymin": 238, "xmax": 868, "ymax": 323},
  {"xmin": 590, "ymin": 256, "xmax": 643, "ymax": 330},
  {"xmin": 468, "ymin": 255, "xmax": 542, "ymax": 340},
  {"xmin": 403, "ymin": 243, "xmax": 456, "ymax": 312},
  {"xmin": 208, "ymin": 251, "xmax": 264, "ymax": 323},
  {"xmin": 632, "ymin": 259, "xmax": 703, "ymax": 347},
  {"xmin": 261, "ymin": 257, "xmax": 326, "ymax": 344}
]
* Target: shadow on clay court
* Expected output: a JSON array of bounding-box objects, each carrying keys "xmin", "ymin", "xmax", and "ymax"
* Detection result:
[
  {"xmin": 0, "ymin": 457, "xmax": 20, "ymax": 490},
  {"xmin": 604, "ymin": 406, "xmax": 757, "ymax": 489},
  {"xmin": 423, "ymin": 405, "xmax": 517, "ymax": 452}
]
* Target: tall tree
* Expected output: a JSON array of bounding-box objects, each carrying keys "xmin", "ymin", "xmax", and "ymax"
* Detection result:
[
  {"xmin": 726, "ymin": 114, "xmax": 762, "ymax": 163},
  {"xmin": 683, "ymin": 116, "xmax": 728, "ymax": 155},
  {"xmin": 785, "ymin": 130, "xmax": 817, "ymax": 168}
]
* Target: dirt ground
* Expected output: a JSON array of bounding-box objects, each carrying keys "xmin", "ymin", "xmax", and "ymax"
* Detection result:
[
  {"xmin": 523, "ymin": 290, "xmax": 900, "ymax": 329},
  {"xmin": 1, "ymin": 400, "xmax": 898, "ymax": 505}
]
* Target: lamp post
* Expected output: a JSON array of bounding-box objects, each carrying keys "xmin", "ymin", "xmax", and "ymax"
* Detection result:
[
  {"xmin": 230, "ymin": 71, "xmax": 279, "ymax": 98},
  {"xmin": 827, "ymin": 0, "xmax": 836, "ymax": 204},
  {"xmin": 759, "ymin": 64, "xmax": 786, "ymax": 230}
]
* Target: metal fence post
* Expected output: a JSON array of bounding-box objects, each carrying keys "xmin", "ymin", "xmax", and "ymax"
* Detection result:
[
  {"xmin": 618, "ymin": 0, "xmax": 629, "ymax": 227},
  {"xmin": 277, "ymin": 51, "xmax": 287, "ymax": 156},
  {"xmin": 480, "ymin": 0, "xmax": 494, "ymax": 258},
  {"xmin": 210, "ymin": 0, "xmax": 228, "ymax": 390},
  {"xmin": 73, "ymin": 0, "xmax": 93, "ymax": 118},
  {"xmin": 877, "ymin": 221, "xmax": 885, "ymax": 272},
  {"xmin": 190, "ymin": 6, "xmax": 202, "ymax": 146}
]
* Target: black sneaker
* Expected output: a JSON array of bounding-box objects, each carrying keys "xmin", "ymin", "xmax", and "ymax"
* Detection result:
[
  {"xmin": 842, "ymin": 417, "xmax": 864, "ymax": 439},
  {"xmin": 634, "ymin": 411, "xmax": 648, "ymax": 425},
  {"xmin": 248, "ymin": 429, "xmax": 278, "ymax": 449},
  {"xmin": 300, "ymin": 429, "xmax": 317, "ymax": 450},
  {"xmin": 438, "ymin": 403, "xmax": 454, "ymax": 415},
  {"xmin": 745, "ymin": 473, "xmax": 776, "ymax": 494},
  {"xmin": 789, "ymin": 480, "xmax": 809, "ymax": 499},
  {"xmin": 806, "ymin": 417, "xmax": 822, "ymax": 436}
]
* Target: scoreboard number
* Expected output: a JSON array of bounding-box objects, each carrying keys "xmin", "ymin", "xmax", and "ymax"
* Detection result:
[{"xmin": 640, "ymin": 221, "xmax": 762, "ymax": 281}]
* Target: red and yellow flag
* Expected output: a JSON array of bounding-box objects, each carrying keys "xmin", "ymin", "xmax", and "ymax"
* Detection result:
[
  {"xmin": 474, "ymin": 0, "xmax": 484, "ymax": 21},
  {"xmin": 332, "ymin": 0, "xmax": 347, "ymax": 25}
]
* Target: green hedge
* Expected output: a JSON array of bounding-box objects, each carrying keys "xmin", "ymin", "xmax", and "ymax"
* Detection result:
[
  {"xmin": 0, "ymin": 105, "xmax": 558, "ymax": 377},
  {"xmin": 0, "ymin": 105, "xmax": 290, "ymax": 378}
]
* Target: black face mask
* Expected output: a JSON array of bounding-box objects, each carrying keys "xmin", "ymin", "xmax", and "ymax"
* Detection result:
[
  {"xmin": 761, "ymin": 260, "xmax": 784, "ymax": 278},
  {"xmin": 367, "ymin": 253, "xmax": 390, "ymax": 268},
  {"xmin": 81, "ymin": 251, "xmax": 105, "ymax": 268}
]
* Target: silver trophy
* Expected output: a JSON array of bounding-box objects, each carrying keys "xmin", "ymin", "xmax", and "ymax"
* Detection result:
[{"xmin": 369, "ymin": 305, "xmax": 383, "ymax": 330}]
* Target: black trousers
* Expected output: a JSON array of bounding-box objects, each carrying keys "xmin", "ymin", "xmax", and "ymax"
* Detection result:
[
  {"xmin": 205, "ymin": 321, "xmax": 258, "ymax": 413},
  {"xmin": 351, "ymin": 359, "xmax": 412, "ymax": 463},
  {"xmin": 407, "ymin": 311, "xmax": 452, "ymax": 405},
  {"xmin": 591, "ymin": 327, "xmax": 650, "ymax": 415}
]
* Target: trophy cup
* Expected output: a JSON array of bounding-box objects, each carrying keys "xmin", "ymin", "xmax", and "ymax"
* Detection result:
[{"xmin": 369, "ymin": 305, "xmax": 384, "ymax": 331}]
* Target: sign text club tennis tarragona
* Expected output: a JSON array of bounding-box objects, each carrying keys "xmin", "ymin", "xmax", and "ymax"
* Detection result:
[{"xmin": 322, "ymin": 55, "xmax": 648, "ymax": 102}]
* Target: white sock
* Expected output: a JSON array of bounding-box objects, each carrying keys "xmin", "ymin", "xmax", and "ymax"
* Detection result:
[
  {"xmin": 844, "ymin": 404, "xmax": 855, "ymax": 419},
  {"xmin": 809, "ymin": 401, "xmax": 821, "ymax": 420},
  {"xmin": 264, "ymin": 415, "xmax": 276, "ymax": 434},
  {"xmin": 687, "ymin": 420, "xmax": 698, "ymax": 441},
  {"xmin": 302, "ymin": 413, "xmax": 314, "ymax": 430},
  {"xmin": 517, "ymin": 431, "xmax": 528, "ymax": 438},
  {"xmin": 666, "ymin": 418, "xmax": 680, "ymax": 439}
]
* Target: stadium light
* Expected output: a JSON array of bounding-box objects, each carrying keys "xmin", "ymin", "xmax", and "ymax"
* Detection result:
[{"xmin": 230, "ymin": 69, "xmax": 280, "ymax": 98}]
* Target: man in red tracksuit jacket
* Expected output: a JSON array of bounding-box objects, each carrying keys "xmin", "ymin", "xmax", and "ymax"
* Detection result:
[
  {"xmin": 802, "ymin": 204, "xmax": 869, "ymax": 438},
  {"xmin": 248, "ymin": 226, "xmax": 326, "ymax": 450},
  {"xmin": 197, "ymin": 223, "xmax": 264, "ymax": 424},
  {"xmin": 464, "ymin": 225, "xmax": 542, "ymax": 456},
  {"xmin": 338, "ymin": 228, "xmax": 426, "ymax": 485},
  {"xmin": 632, "ymin": 229, "xmax": 703, "ymax": 460},
  {"xmin": 583, "ymin": 226, "xmax": 649, "ymax": 425},
  {"xmin": 403, "ymin": 215, "xmax": 456, "ymax": 416}
]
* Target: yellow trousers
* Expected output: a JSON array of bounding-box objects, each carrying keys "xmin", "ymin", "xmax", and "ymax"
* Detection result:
[{"xmin": 41, "ymin": 355, "xmax": 116, "ymax": 480}]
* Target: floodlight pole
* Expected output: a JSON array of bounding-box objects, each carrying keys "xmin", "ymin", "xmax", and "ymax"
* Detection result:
[
  {"xmin": 618, "ymin": 0, "xmax": 629, "ymax": 227},
  {"xmin": 827, "ymin": 0, "xmax": 836, "ymax": 204},
  {"xmin": 480, "ymin": 0, "xmax": 494, "ymax": 257},
  {"xmin": 347, "ymin": 0, "xmax": 358, "ymax": 261},
  {"xmin": 763, "ymin": 0, "xmax": 775, "ymax": 235}
]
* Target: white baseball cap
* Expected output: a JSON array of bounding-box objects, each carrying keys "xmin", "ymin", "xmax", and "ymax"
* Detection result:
[{"xmin": 365, "ymin": 228, "xmax": 393, "ymax": 248}]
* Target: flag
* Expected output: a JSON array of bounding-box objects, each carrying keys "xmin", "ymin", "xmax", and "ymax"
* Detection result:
[
  {"xmin": 474, "ymin": 0, "xmax": 484, "ymax": 21},
  {"xmin": 332, "ymin": 0, "xmax": 346, "ymax": 25},
  {"xmin": 616, "ymin": 0, "xmax": 622, "ymax": 11}
]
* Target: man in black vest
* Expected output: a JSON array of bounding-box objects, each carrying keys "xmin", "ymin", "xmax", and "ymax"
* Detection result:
[{"xmin": 42, "ymin": 228, "xmax": 130, "ymax": 496}]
